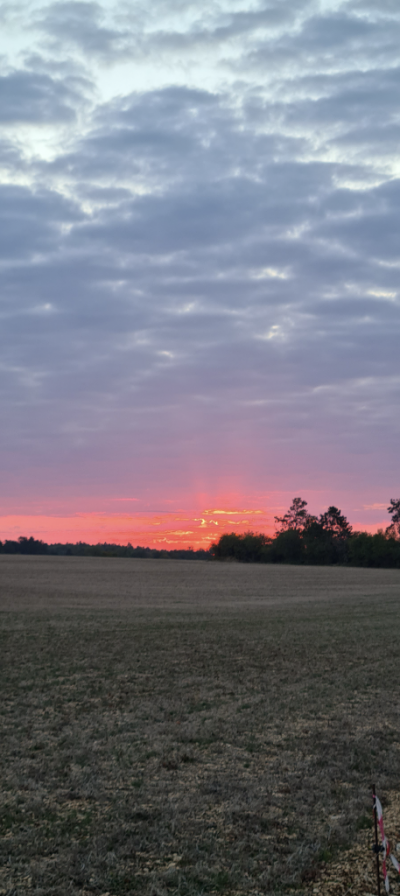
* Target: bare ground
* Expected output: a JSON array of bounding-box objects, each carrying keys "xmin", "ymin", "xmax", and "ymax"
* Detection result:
[{"xmin": 1, "ymin": 557, "xmax": 400, "ymax": 896}]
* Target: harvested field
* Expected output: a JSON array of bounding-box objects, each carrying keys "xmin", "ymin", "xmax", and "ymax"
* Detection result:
[{"xmin": 1, "ymin": 557, "xmax": 400, "ymax": 896}]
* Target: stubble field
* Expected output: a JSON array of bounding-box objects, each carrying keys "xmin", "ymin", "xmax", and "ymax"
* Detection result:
[{"xmin": 1, "ymin": 556, "xmax": 400, "ymax": 896}]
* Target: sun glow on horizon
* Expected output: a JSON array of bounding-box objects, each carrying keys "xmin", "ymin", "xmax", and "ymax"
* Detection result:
[
  {"xmin": 0, "ymin": 506, "xmax": 275, "ymax": 549},
  {"xmin": 0, "ymin": 498, "xmax": 390, "ymax": 550}
]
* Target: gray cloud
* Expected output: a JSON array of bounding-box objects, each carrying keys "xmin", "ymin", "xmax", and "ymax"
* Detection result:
[
  {"xmin": 0, "ymin": 185, "xmax": 83, "ymax": 260},
  {"xmin": 0, "ymin": 67, "xmax": 84, "ymax": 123},
  {"xmin": 33, "ymin": 0, "xmax": 313, "ymax": 63},
  {"xmin": 35, "ymin": 1, "xmax": 132, "ymax": 58},
  {"xmin": 1, "ymin": 0, "xmax": 399, "ymax": 512},
  {"xmin": 0, "ymin": 137, "xmax": 26, "ymax": 173}
]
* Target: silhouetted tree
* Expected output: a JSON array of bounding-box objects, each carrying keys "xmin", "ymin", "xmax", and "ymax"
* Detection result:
[
  {"xmin": 301, "ymin": 507, "xmax": 352, "ymax": 564},
  {"xmin": 302, "ymin": 520, "xmax": 335, "ymax": 564},
  {"xmin": 240, "ymin": 532, "xmax": 271, "ymax": 562},
  {"xmin": 210, "ymin": 532, "xmax": 271, "ymax": 562},
  {"xmin": 210, "ymin": 497, "xmax": 400, "ymax": 568},
  {"xmin": 387, "ymin": 498, "xmax": 400, "ymax": 538},
  {"xmin": 348, "ymin": 531, "xmax": 400, "ymax": 568},
  {"xmin": 1, "ymin": 536, "xmax": 48, "ymax": 554},
  {"xmin": 270, "ymin": 529, "xmax": 304, "ymax": 563},
  {"xmin": 274, "ymin": 497, "xmax": 313, "ymax": 533},
  {"xmin": 210, "ymin": 533, "xmax": 241, "ymax": 560},
  {"xmin": 319, "ymin": 506, "xmax": 352, "ymax": 539}
]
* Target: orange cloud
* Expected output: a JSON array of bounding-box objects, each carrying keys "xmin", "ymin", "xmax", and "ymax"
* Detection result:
[
  {"xmin": 166, "ymin": 530, "xmax": 195, "ymax": 536},
  {"xmin": 203, "ymin": 508, "xmax": 265, "ymax": 515}
]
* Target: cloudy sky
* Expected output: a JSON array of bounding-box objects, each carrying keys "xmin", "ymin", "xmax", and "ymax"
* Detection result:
[{"xmin": 1, "ymin": 0, "xmax": 399, "ymax": 546}]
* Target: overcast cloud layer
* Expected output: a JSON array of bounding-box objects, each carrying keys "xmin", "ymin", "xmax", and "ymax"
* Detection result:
[{"xmin": 1, "ymin": 0, "xmax": 399, "ymax": 541}]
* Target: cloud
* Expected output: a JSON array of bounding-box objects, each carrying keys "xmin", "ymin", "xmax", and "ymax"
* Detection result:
[
  {"xmin": 46, "ymin": 87, "xmax": 230, "ymax": 190},
  {"xmin": 34, "ymin": 1, "xmax": 132, "ymax": 58},
  {"xmin": 32, "ymin": 0, "xmax": 312, "ymax": 64},
  {"xmin": 0, "ymin": 0, "xmax": 399, "ymax": 527},
  {"xmin": 0, "ymin": 67, "xmax": 84, "ymax": 123},
  {"xmin": 0, "ymin": 184, "xmax": 83, "ymax": 260}
]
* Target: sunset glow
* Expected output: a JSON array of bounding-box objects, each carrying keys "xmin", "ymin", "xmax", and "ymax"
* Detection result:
[
  {"xmin": 1, "ymin": 2, "xmax": 399, "ymax": 541},
  {"xmin": 0, "ymin": 508, "xmax": 275, "ymax": 549},
  {"xmin": 0, "ymin": 501, "xmax": 390, "ymax": 550}
]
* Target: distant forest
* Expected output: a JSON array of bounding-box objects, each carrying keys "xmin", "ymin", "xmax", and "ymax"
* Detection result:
[
  {"xmin": 1, "ymin": 498, "xmax": 400, "ymax": 568},
  {"xmin": 0, "ymin": 539, "xmax": 208, "ymax": 561}
]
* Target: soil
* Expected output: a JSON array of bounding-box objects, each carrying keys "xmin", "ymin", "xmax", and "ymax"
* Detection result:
[{"xmin": 1, "ymin": 557, "xmax": 400, "ymax": 895}]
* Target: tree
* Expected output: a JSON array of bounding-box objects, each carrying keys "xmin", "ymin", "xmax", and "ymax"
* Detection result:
[
  {"xmin": 210, "ymin": 532, "xmax": 242, "ymax": 560},
  {"xmin": 240, "ymin": 531, "xmax": 271, "ymax": 562},
  {"xmin": 1, "ymin": 536, "xmax": 48, "ymax": 555},
  {"xmin": 319, "ymin": 506, "xmax": 352, "ymax": 539},
  {"xmin": 274, "ymin": 497, "xmax": 313, "ymax": 533},
  {"xmin": 302, "ymin": 520, "xmax": 334, "ymax": 565},
  {"xmin": 270, "ymin": 529, "xmax": 304, "ymax": 563},
  {"xmin": 302, "ymin": 509, "xmax": 351, "ymax": 565},
  {"xmin": 387, "ymin": 498, "xmax": 400, "ymax": 538},
  {"xmin": 348, "ymin": 531, "xmax": 400, "ymax": 568},
  {"xmin": 210, "ymin": 531, "xmax": 271, "ymax": 562}
]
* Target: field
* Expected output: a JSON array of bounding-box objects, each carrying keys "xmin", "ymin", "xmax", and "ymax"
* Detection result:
[{"xmin": 1, "ymin": 557, "xmax": 400, "ymax": 896}]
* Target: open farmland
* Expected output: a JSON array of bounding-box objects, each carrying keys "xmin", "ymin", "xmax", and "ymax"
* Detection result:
[{"xmin": 1, "ymin": 557, "xmax": 400, "ymax": 896}]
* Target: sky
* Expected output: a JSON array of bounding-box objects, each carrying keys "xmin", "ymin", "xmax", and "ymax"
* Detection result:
[{"xmin": 1, "ymin": 0, "xmax": 399, "ymax": 547}]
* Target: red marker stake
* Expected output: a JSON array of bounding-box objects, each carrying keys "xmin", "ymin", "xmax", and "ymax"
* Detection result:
[{"xmin": 373, "ymin": 785, "xmax": 381, "ymax": 896}]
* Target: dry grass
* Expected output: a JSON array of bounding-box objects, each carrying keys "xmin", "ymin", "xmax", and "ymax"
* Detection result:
[{"xmin": 1, "ymin": 557, "xmax": 400, "ymax": 896}]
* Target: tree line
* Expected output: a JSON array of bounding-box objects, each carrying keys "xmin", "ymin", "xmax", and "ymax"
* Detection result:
[
  {"xmin": 210, "ymin": 497, "xmax": 400, "ymax": 567},
  {"xmin": 1, "ymin": 498, "xmax": 399, "ymax": 567},
  {"xmin": 0, "ymin": 538, "xmax": 209, "ymax": 560}
]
